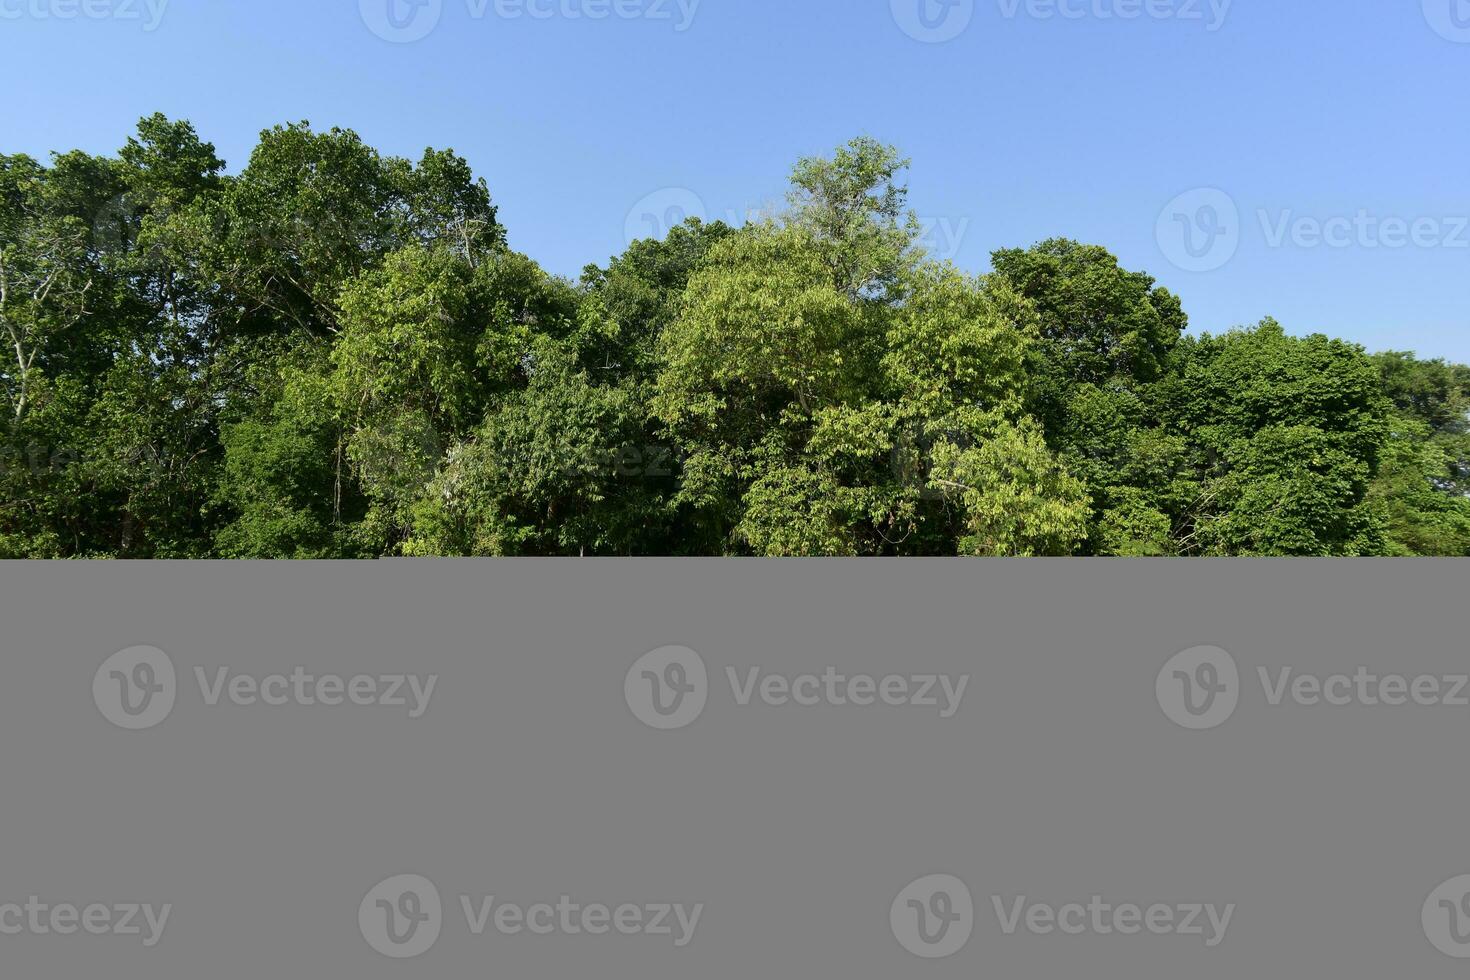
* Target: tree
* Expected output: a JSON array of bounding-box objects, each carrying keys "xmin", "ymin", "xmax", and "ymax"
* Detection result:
[
  {"xmin": 991, "ymin": 239, "xmax": 1190, "ymax": 554},
  {"xmin": 1168, "ymin": 321, "xmax": 1390, "ymax": 556},
  {"xmin": 786, "ymin": 136, "xmax": 915, "ymax": 299},
  {"xmin": 992, "ymin": 238, "xmax": 1185, "ymax": 389},
  {"xmin": 1366, "ymin": 415, "xmax": 1470, "ymax": 556},
  {"xmin": 930, "ymin": 418, "xmax": 1090, "ymax": 557},
  {"xmin": 0, "ymin": 154, "xmax": 96, "ymax": 424},
  {"xmin": 3, "ymin": 120, "xmax": 1466, "ymax": 557}
]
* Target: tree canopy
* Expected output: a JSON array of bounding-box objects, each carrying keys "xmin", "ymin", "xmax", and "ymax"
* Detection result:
[{"xmin": 3, "ymin": 119, "xmax": 1466, "ymax": 557}]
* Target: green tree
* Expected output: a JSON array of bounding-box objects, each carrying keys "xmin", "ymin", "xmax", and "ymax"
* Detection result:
[
  {"xmin": 991, "ymin": 239, "xmax": 1191, "ymax": 554},
  {"xmin": 4, "ymin": 120, "xmax": 1467, "ymax": 558},
  {"xmin": 1168, "ymin": 321, "xmax": 1389, "ymax": 556}
]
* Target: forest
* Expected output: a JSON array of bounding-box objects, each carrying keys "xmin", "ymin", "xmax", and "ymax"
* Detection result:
[{"xmin": 2, "ymin": 117, "xmax": 1468, "ymax": 557}]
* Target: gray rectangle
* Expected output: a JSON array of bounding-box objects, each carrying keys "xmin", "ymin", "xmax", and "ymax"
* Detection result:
[{"xmin": 0, "ymin": 560, "xmax": 1464, "ymax": 976}]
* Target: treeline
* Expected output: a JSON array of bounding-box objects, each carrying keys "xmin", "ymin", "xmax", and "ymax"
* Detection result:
[{"xmin": 2, "ymin": 119, "xmax": 1467, "ymax": 557}]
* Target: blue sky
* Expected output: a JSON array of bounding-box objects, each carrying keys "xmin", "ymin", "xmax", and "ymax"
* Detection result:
[{"xmin": 2, "ymin": 0, "xmax": 1467, "ymax": 360}]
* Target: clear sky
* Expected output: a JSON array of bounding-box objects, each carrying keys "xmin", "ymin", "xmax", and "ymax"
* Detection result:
[{"xmin": 2, "ymin": 0, "xmax": 1467, "ymax": 360}]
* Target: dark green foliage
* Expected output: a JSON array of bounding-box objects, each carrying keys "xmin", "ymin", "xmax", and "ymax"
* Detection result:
[{"xmin": 3, "ymin": 120, "xmax": 1466, "ymax": 556}]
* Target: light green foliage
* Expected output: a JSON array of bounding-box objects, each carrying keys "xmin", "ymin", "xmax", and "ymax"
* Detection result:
[
  {"xmin": 656, "ymin": 224, "xmax": 868, "ymax": 423},
  {"xmin": 737, "ymin": 462, "xmax": 859, "ymax": 557},
  {"xmin": 653, "ymin": 146, "xmax": 1078, "ymax": 555},
  {"xmin": 930, "ymin": 417, "xmax": 1091, "ymax": 557},
  {"xmin": 786, "ymin": 136, "xmax": 915, "ymax": 298},
  {"xmin": 882, "ymin": 264, "xmax": 1034, "ymax": 417}
]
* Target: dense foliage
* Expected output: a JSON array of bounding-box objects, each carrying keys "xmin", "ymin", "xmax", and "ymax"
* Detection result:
[{"xmin": 3, "ymin": 119, "xmax": 1467, "ymax": 557}]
